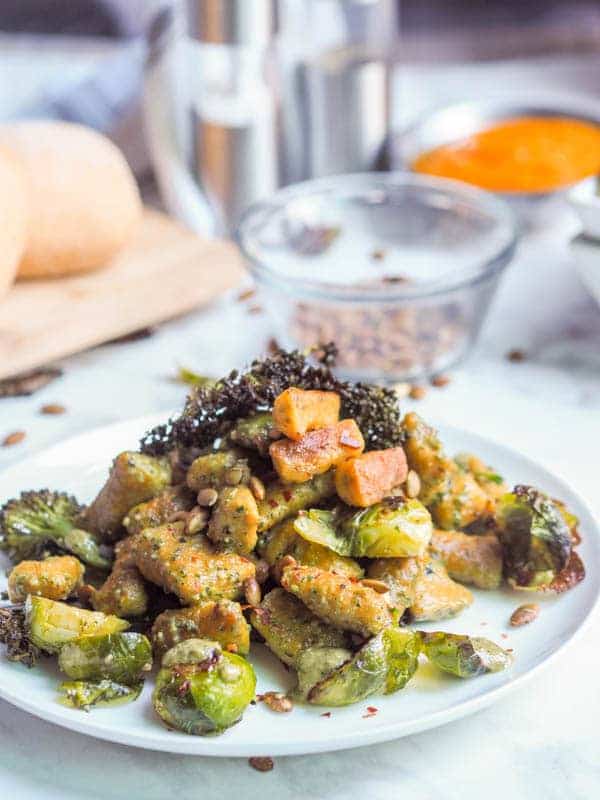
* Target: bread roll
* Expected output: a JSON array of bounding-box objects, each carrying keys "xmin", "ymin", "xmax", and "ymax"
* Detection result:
[
  {"xmin": 0, "ymin": 121, "xmax": 142, "ymax": 279},
  {"xmin": 0, "ymin": 148, "xmax": 27, "ymax": 298}
]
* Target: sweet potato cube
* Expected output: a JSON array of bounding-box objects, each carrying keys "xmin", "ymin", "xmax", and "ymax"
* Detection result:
[
  {"xmin": 273, "ymin": 387, "xmax": 341, "ymax": 440},
  {"xmin": 335, "ymin": 447, "xmax": 408, "ymax": 507},
  {"xmin": 269, "ymin": 419, "xmax": 364, "ymax": 483}
]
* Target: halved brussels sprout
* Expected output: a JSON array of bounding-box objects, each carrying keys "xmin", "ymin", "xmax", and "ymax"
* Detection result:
[
  {"xmin": 294, "ymin": 499, "xmax": 432, "ymax": 559},
  {"xmin": 293, "ymin": 647, "xmax": 352, "ymax": 700},
  {"xmin": 58, "ymin": 632, "xmax": 152, "ymax": 684},
  {"xmin": 420, "ymin": 632, "xmax": 513, "ymax": 678},
  {"xmin": 307, "ymin": 628, "xmax": 421, "ymax": 706},
  {"xmin": 153, "ymin": 638, "xmax": 256, "ymax": 736},
  {"xmin": 26, "ymin": 596, "xmax": 129, "ymax": 653},
  {"xmin": 498, "ymin": 485, "xmax": 573, "ymax": 590},
  {"xmin": 58, "ymin": 679, "xmax": 142, "ymax": 710}
]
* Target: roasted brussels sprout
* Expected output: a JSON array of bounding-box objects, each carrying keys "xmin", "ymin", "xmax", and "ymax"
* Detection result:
[
  {"xmin": 130, "ymin": 522, "xmax": 255, "ymax": 604},
  {"xmin": 429, "ymin": 530, "xmax": 503, "ymax": 590},
  {"xmin": 307, "ymin": 628, "xmax": 421, "ymax": 706},
  {"xmin": 249, "ymin": 588, "xmax": 349, "ymax": 667},
  {"xmin": 123, "ymin": 485, "xmax": 195, "ymax": 537},
  {"xmin": 85, "ymin": 452, "xmax": 172, "ymax": 542},
  {"xmin": 257, "ymin": 472, "xmax": 336, "ymax": 532},
  {"xmin": 58, "ymin": 632, "xmax": 152, "ymax": 683},
  {"xmin": 186, "ymin": 450, "xmax": 250, "ymax": 492},
  {"xmin": 0, "ymin": 490, "xmax": 111, "ymax": 568},
  {"xmin": 26, "ymin": 596, "xmax": 129, "ymax": 653},
  {"xmin": 420, "ymin": 632, "xmax": 513, "ymax": 678},
  {"xmin": 293, "ymin": 647, "xmax": 353, "ymax": 700},
  {"xmin": 151, "ymin": 601, "xmax": 250, "ymax": 658},
  {"xmin": 498, "ymin": 486, "xmax": 575, "ymax": 590},
  {"xmin": 58, "ymin": 679, "xmax": 142, "ymax": 710},
  {"xmin": 90, "ymin": 537, "xmax": 149, "ymax": 618},
  {"xmin": 257, "ymin": 518, "xmax": 363, "ymax": 578},
  {"xmin": 280, "ymin": 562, "xmax": 392, "ymax": 637},
  {"xmin": 294, "ymin": 498, "xmax": 432, "ymax": 559},
  {"xmin": 8, "ymin": 555, "xmax": 85, "ymax": 603},
  {"xmin": 153, "ymin": 639, "xmax": 256, "ymax": 736}
]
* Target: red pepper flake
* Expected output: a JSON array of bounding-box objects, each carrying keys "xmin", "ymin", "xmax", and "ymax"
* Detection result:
[
  {"xmin": 282, "ymin": 490, "xmax": 292, "ymax": 502},
  {"xmin": 268, "ymin": 499, "xmax": 278, "ymax": 508},
  {"xmin": 500, "ymin": 633, "xmax": 508, "ymax": 639},
  {"xmin": 320, "ymin": 712, "xmax": 331, "ymax": 718},
  {"xmin": 366, "ymin": 706, "xmax": 378, "ymax": 713},
  {"xmin": 248, "ymin": 305, "xmax": 264, "ymax": 315},
  {"xmin": 362, "ymin": 711, "xmax": 377, "ymax": 719}
]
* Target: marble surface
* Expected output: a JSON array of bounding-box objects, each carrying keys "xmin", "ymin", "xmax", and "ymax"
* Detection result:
[
  {"xmin": 1, "ymin": 199, "xmax": 599, "ymax": 800},
  {"xmin": 1, "ymin": 55, "xmax": 600, "ymax": 799}
]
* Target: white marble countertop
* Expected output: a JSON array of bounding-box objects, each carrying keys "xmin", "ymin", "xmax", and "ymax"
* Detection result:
[
  {"xmin": 1, "ymin": 51, "xmax": 600, "ymax": 798},
  {"xmin": 1, "ymin": 200, "xmax": 599, "ymax": 800}
]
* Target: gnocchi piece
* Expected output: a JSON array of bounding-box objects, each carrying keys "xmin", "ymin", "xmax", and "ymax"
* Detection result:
[{"xmin": 280, "ymin": 562, "xmax": 393, "ymax": 637}]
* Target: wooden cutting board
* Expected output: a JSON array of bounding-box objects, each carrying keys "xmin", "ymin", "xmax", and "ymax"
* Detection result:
[{"xmin": 0, "ymin": 209, "xmax": 245, "ymax": 380}]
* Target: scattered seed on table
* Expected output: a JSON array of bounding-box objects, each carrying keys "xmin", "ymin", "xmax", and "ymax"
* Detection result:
[
  {"xmin": 2, "ymin": 431, "xmax": 25, "ymax": 447},
  {"xmin": 431, "ymin": 374, "xmax": 451, "ymax": 388},
  {"xmin": 507, "ymin": 348, "xmax": 527, "ymax": 363},
  {"xmin": 409, "ymin": 385, "xmax": 427, "ymax": 400},
  {"xmin": 249, "ymin": 756, "xmax": 274, "ymax": 772},
  {"xmin": 40, "ymin": 403, "xmax": 66, "ymax": 415},
  {"xmin": 237, "ymin": 288, "xmax": 256, "ymax": 303},
  {"xmin": 510, "ymin": 603, "xmax": 540, "ymax": 627},
  {"xmin": 321, "ymin": 712, "xmax": 332, "ymax": 718},
  {"xmin": 371, "ymin": 249, "xmax": 386, "ymax": 261},
  {"xmin": 248, "ymin": 305, "xmax": 264, "ymax": 315}
]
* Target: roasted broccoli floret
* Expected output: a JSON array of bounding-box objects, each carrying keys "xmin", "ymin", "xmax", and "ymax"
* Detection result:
[
  {"xmin": 140, "ymin": 344, "xmax": 404, "ymax": 455},
  {"xmin": 0, "ymin": 490, "xmax": 111, "ymax": 569}
]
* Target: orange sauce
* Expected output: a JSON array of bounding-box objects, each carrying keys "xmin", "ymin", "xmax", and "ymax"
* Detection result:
[{"xmin": 413, "ymin": 116, "xmax": 600, "ymax": 193}]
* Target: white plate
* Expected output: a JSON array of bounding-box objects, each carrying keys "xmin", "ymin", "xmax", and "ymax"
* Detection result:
[{"xmin": 0, "ymin": 414, "xmax": 598, "ymax": 757}]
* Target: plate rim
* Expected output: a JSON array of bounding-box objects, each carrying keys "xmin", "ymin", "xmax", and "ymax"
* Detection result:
[{"xmin": 0, "ymin": 412, "xmax": 598, "ymax": 757}]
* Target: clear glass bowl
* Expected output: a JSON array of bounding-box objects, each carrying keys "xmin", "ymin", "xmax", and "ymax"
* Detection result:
[{"xmin": 236, "ymin": 172, "xmax": 517, "ymax": 382}]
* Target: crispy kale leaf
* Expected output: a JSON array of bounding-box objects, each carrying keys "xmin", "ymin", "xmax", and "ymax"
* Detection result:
[
  {"xmin": 0, "ymin": 606, "xmax": 43, "ymax": 668},
  {"xmin": 140, "ymin": 344, "xmax": 403, "ymax": 455}
]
